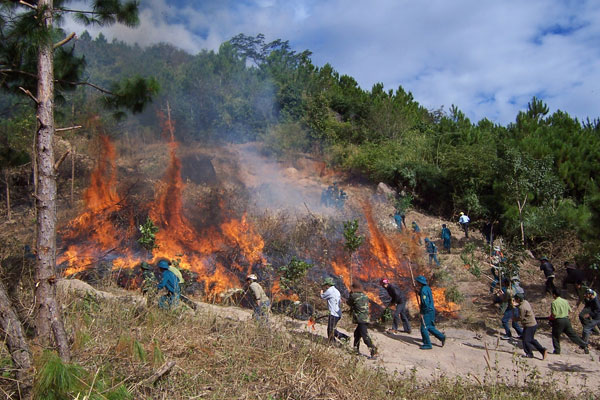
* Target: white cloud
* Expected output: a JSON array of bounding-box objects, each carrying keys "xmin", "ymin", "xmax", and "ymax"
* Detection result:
[{"xmin": 61, "ymin": 0, "xmax": 600, "ymax": 124}]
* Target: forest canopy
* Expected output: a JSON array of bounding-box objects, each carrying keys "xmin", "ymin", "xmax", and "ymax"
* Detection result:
[{"xmin": 2, "ymin": 32, "xmax": 600, "ymax": 263}]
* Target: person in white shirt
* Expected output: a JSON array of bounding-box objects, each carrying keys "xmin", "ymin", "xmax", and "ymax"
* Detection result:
[
  {"xmin": 458, "ymin": 212, "xmax": 470, "ymax": 238},
  {"xmin": 320, "ymin": 277, "xmax": 349, "ymax": 343}
]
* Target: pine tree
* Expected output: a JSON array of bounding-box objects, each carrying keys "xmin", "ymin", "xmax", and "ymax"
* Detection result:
[{"xmin": 0, "ymin": 0, "xmax": 158, "ymax": 365}]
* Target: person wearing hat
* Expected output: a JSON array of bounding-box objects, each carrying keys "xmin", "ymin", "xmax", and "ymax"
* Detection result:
[
  {"xmin": 581, "ymin": 288, "xmax": 600, "ymax": 346},
  {"xmin": 347, "ymin": 282, "xmax": 378, "ymax": 358},
  {"xmin": 424, "ymin": 238, "xmax": 440, "ymax": 267},
  {"xmin": 415, "ymin": 275, "xmax": 445, "ymax": 350},
  {"xmin": 140, "ymin": 262, "xmax": 158, "ymax": 299},
  {"xmin": 440, "ymin": 224, "xmax": 452, "ymax": 253},
  {"xmin": 246, "ymin": 274, "xmax": 270, "ymax": 322},
  {"xmin": 380, "ymin": 278, "xmax": 411, "ymax": 334},
  {"xmin": 458, "ymin": 212, "xmax": 470, "ymax": 238},
  {"xmin": 320, "ymin": 277, "xmax": 349, "ymax": 343},
  {"xmin": 549, "ymin": 288, "xmax": 589, "ymax": 355},
  {"xmin": 157, "ymin": 259, "xmax": 180, "ymax": 309},
  {"xmin": 574, "ymin": 281, "xmax": 600, "ymax": 335},
  {"xmin": 539, "ymin": 256, "xmax": 556, "ymax": 295},
  {"xmin": 511, "ymin": 293, "xmax": 547, "ymax": 359}
]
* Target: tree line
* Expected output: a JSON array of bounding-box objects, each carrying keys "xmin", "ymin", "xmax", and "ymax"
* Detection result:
[{"xmin": 3, "ymin": 32, "xmax": 600, "ymax": 269}]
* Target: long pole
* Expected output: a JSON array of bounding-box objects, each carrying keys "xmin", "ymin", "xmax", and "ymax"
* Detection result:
[{"xmin": 406, "ymin": 255, "xmax": 425, "ymax": 325}]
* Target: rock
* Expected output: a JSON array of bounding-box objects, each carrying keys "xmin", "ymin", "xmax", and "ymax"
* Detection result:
[
  {"xmin": 283, "ymin": 167, "xmax": 298, "ymax": 178},
  {"xmin": 525, "ymin": 250, "xmax": 535, "ymax": 259},
  {"xmin": 180, "ymin": 153, "xmax": 218, "ymax": 185},
  {"xmin": 57, "ymin": 278, "xmax": 146, "ymax": 306},
  {"xmin": 377, "ymin": 182, "xmax": 396, "ymax": 197}
]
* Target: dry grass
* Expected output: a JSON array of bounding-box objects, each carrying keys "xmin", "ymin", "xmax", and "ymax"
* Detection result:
[{"xmin": 0, "ymin": 291, "xmax": 587, "ymax": 400}]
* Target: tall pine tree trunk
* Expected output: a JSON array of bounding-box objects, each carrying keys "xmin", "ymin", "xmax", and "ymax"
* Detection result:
[{"xmin": 34, "ymin": 0, "xmax": 70, "ymax": 361}]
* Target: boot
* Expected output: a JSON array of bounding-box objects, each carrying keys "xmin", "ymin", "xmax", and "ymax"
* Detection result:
[{"xmin": 369, "ymin": 346, "xmax": 378, "ymax": 359}]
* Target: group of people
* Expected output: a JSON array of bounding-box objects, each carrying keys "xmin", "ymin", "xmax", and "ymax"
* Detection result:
[
  {"xmin": 144, "ymin": 223, "xmax": 598, "ymax": 364},
  {"xmin": 321, "ymin": 183, "xmax": 347, "ymax": 209},
  {"xmin": 391, "ymin": 211, "xmax": 474, "ymax": 269},
  {"xmin": 317, "ymin": 274, "xmax": 445, "ymax": 359},
  {"xmin": 491, "ymin": 251, "xmax": 600, "ymax": 359}
]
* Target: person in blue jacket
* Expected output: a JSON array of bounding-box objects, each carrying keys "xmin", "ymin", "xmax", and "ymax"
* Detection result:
[
  {"xmin": 424, "ymin": 238, "xmax": 440, "ymax": 267},
  {"xmin": 416, "ymin": 275, "xmax": 445, "ymax": 350},
  {"xmin": 411, "ymin": 221, "xmax": 422, "ymax": 244},
  {"xmin": 440, "ymin": 224, "xmax": 452, "ymax": 254},
  {"xmin": 393, "ymin": 211, "xmax": 406, "ymax": 233},
  {"xmin": 157, "ymin": 259, "xmax": 180, "ymax": 309}
]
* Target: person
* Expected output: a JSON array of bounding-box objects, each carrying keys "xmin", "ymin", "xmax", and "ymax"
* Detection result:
[
  {"xmin": 424, "ymin": 238, "xmax": 440, "ymax": 267},
  {"xmin": 393, "ymin": 211, "xmax": 407, "ymax": 233},
  {"xmin": 539, "ymin": 256, "xmax": 556, "ymax": 295},
  {"xmin": 140, "ymin": 262, "xmax": 158, "ymax": 299},
  {"xmin": 575, "ymin": 281, "xmax": 600, "ymax": 335},
  {"xmin": 489, "ymin": 246, "xmax": 506, "ymax": 293},
  {"xmin": 440, "ymin": 224, "xmax": 452, "ymax": 253},
  {"xmin": 169, "ymin": 262, "xmax": 185, "ymax": 287},
  {"xmin": 157, "ymin": 260, "xmax": 180, "ymax": 309},
  {"xmin": 549, "ymin": 289, "xmax": 589, "ymax": 355},
  {"xmin": 482, "ymin": 221, "xmax": 493, "ymax": 244},
  {"xmin": 380, "ymin": 278, "xmax": 411, "ymax": 334},
  {"xmin": 581, "ymin": 288, "xmax": 600, "ymax": 346},
  {"xmin": 411, "ymin": 221, "xmax": 422, "ymax": 244},
  {"xmin": 458, "ymin": 212, "xmax": 470, "ymax": 238},
  {"xmin": 347, "ymin": 282, "xmax": 378, "ymax": 358},
  {"xmin": 246, "ymin": 274, "xmax": 270, "ymax": 322},
  {"xmin": 497, "ymin": 277, "xmax": 523, "ymax": 340},
  {"xmin": 512, "ymin": 293, "xmax": 546, "ymax": 359},
  {"xmin": 320, "ymin": 277, "xmax": 349, "ymax": 343},
  {"xmin": 562, "ymin": 262, "xmax": 586, "ymax": 290},
  {"xmin": 415, "ymin": 275, "xmax": 445, "ymax": 350}
]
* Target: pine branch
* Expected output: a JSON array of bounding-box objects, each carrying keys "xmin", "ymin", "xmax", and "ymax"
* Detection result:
[
  {"xmin": 54, "ymin": 32, "xmax": 76, "ymax": 49},
  {"xmin": 19, "ymin": 0, "xmax": 37, "ymax": 10},
  {"xmin": 54, "ymin": 151, "xmax": 70, "ymax": 171},
  {"xmin": 18, "ymin": 86, "xmax": 38, "ymax": 104},
  {"xmin": 56, "ymin": 125, "xmax": 82, "ymax": 132}
]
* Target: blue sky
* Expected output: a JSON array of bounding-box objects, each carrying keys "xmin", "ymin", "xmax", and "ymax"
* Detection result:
[{"xmin": 65, "ymin": 0, "xmax": 600, "ymax": 125}]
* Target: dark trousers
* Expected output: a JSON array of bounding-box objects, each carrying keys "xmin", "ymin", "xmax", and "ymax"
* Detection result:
[
  {"xmin": 545, "ymin": 277, "xmax": 556, "ymax": 294},
  {"xmin": 443, "ymin": 238, "xmax": 451, "ymax": 252},
  {"xmin": 501, "ymin": 307, "xmax": 523, "ymax": 337},
  {"xmin": 582, "ymin": 317, "xmax": 600, "ymax": 344},
  {"xmin": 353, "ymin": 322, "xmax": 375, "ymax": 350},
  {"xmin": 521, "ymin": 325, "xmax": 545, "ymax": 357},
  {"xmin": 392, "ymin": 303, "xmax": 411, "ymax": 332},
  {"xmin": 460, "ymin": 222, "xmax": 469, "ymax": 238},
  {"xmin": 552, "ymin": 318, "xmax": 586, "ymax": 353},
  {"xmin": 327, "ymin": 315, "xmax": 349, "ymax": 342}
]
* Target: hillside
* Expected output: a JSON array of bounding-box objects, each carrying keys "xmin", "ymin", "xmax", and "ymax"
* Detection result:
[{"xmin": 2, "ymin": 136, "xmax": 599, "ymax": 398}]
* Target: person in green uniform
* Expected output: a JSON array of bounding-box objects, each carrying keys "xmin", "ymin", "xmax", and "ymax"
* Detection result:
[
  {"xmin": 140, "ymin": 262, "xmax": 158, "ymax": 302},
  {"xmin": 347, "ymin": 282, "xmax": 378, "ymax": 359},
  {"xmin": 549, "ymin": 289, "xmax": 589, "ymax": 355}
]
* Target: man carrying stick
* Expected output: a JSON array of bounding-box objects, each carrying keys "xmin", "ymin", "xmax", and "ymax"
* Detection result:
[{"xmin": 415, "ymin": 275, "xmax": 446, "ymax": 350}]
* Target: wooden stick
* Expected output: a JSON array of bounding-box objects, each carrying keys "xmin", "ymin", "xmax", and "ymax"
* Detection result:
[{"xmin": 143, "ymin": 361, "xmax": 175, "ymax": 385}]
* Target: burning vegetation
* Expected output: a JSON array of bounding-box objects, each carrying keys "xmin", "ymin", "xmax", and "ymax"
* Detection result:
[{"xmin": 57, "ymin": 119, "xmax": 459, "ymax": 315}]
